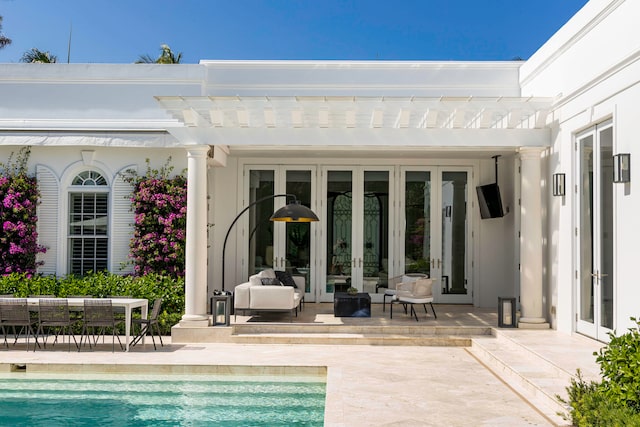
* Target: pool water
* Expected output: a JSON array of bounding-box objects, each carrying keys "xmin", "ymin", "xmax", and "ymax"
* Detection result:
[{"xmin": 0, "ymin": 374, "xmax": 326, "ymax": 426}]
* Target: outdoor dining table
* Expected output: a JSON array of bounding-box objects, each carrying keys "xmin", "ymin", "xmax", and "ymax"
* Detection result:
[{"xmin": 26, "ymin": 297, "xmax": 148, "ymax": 352}]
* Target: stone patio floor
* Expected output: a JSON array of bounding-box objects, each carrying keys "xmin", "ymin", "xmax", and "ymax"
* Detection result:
[{"xmin": 0, "ymin": 303, "xmax": 604, "ymax": 426}]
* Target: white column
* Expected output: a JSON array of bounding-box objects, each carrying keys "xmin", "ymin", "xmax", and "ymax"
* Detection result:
[
  {"xmin": 181, "ymin": 145, "xmax": 209, "ymax": 326},
  {"xmin": 518, "ymin": 147, "xmax": 549, "ymax": 328}
]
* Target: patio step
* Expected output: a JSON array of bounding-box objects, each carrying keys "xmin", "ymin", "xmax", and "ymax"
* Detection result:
[
  {"xmin": 468, "ymin": 330, "xmax": 579, "ymax": 426},
  {"xmin": 230, "ymin": 324, "xmax": 491, "ymax": 346}
]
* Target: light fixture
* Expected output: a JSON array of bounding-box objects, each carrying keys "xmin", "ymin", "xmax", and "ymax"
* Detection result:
[
  {"xmin": 552, "ymin": 173, "xmax": 566, "ymax": 196},
  {"xmin": 498, "ymin": 297, "xmax": 517, "ymax": 328},
  {"xmin": 211, "ymin": 293, "xmax": 231, "ymax": 326},
  {"xmin": 271, "ymin": 201, "xmax": 320, "ymax": 222},
  {"xmin": 221, "ymin": 194, "xmax": 319, "ymax": 291},
  {"xmin": 613, "ymin": 153, "xmax": 631, "ymax": 183}
]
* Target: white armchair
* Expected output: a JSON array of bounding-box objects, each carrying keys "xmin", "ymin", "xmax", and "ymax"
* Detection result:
[
  {"xmin": 382, "ymin": 273, "xmax": 428, "ymax": 312},
  {"xmin": 390, "ymin": 277, "xmax": 437, "ymax": 321}
]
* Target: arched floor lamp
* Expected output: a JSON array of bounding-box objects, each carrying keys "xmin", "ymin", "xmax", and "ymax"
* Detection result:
[{"xmin": 221, "ymin": 194, "xmax": 319, "ymax": 291}]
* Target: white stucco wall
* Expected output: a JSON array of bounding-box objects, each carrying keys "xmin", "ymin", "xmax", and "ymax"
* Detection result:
[
  {"xmin": 474, "ymin": 155, "xmax": 518, "ymax": 308},
  {"xmin": 522, "ymin": 0, "xmax": 640, "ymax": 334},
  {"xmin": 202, "ymin": 60, "xmax": 523, "ymax": 97}
]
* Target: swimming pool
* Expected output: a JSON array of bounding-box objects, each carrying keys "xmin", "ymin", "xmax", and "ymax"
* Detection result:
[{"xmin": 0, "ymin": 373, "xmax": 326, "ymax": 426}]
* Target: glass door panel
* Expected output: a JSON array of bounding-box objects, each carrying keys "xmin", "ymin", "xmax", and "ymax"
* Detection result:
[
  {"xmin": 285, "ymin": 170, "xmax": 313, "ymax": 294},
  {"xmin": 599, "ymin": 126, "xmax": 614, "ymax": 330},
  {"xmin": 441, "ymin": 171, "xmax": 469, "ymax": 297},
  {"xmin": 578, "ymin": 134, "xmax": 594, "ymax": 325},
  {"xmin": 248, "ymin": 170, "xmax": 275, "ymax": 276},
  {"xmin": 404, "ymin": 171, "xmax": 432, "ymax": 276},
  {"xmin": 362, "ymin": 171, "xmax": 389, "ymax": 294},
  {"xmin": 325, "ymin": 170, "xmax": 353, "ymax": 296}
]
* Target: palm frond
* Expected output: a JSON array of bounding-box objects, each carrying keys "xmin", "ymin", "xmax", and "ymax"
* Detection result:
[{"xmin": 20, "ymin": 48, "xmax": 57, "ymax": 63}]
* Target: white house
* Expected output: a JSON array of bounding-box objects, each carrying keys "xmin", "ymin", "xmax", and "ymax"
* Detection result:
[{"xmin": 0, "ymin": 0, "xmax": 637, "ymax": 342}]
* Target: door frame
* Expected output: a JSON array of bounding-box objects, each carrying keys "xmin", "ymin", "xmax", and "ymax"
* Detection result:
[
  {"xmin": 241, "ymin": 164, "xmax": 318, "ymax": 302},
  {"xmin": 399, "ymin": 166, "xmax": 474, "ymax": 304},
  {"xmin": 318, "ymin": 165, "xmax": 395, "ymax": 303},
  {"xmin": 575, "ymin": 119, "xmax": 615, "ymax": 341}
]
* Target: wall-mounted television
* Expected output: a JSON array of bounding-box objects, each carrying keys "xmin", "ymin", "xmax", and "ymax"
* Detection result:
[{"xmin": 476, "ymin": 183, "xmax": 505, "ymax": 219}]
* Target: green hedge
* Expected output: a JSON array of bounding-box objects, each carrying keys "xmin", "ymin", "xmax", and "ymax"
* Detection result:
[
  {"xmin": 559, "ymin": 318, "xmax": 640, "ymax": 425},
  {"xmin": 0, "ymin": 272, "xmax": 185, "ymax": 335}
]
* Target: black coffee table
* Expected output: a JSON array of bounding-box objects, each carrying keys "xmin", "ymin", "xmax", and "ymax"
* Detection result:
[{"xmin": 333, "ymin": 292, "xmax": 371, "ymax": 317}]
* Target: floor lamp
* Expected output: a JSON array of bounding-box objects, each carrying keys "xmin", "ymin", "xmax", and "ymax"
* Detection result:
[{"xmin": 221, "ymin": 194, "xmax": 319, "ymax": 291}]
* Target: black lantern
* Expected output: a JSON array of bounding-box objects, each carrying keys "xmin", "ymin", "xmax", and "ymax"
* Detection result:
[
  {"xmin": 613, "ymin": 153, "xmax": 631, "ymax": 183},
  {"xmin": 552, "ymin": 173, "xmax": 565, "ymax": 196},
  {"xmin": 211, "ymin": 294, "xmax": 231, "ymax": 326},
  {"xmin": 498, "ymin": 297, "xmax": 517, "ymax": 328}
]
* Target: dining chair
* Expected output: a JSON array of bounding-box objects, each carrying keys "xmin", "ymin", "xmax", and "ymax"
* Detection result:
[
  {"xmin": 79, "ymin": 299, "xmax": 123, "ymax": 352},
  {"xmin": 37, "ymin": 299, "xmax": 78, "ymax": 351},
  {"xmin": 130, "ymin": 298, "xmax": 163, "ymax": 350},
  {"xmin": 67, "ymin": 295, "xmax": 93, "ymax": 331},
  {"xmin": 0, "ymin": 298, "xmax": 40, "ymax": 351}
]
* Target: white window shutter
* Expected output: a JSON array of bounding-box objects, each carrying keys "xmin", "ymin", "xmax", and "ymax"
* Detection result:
[
  {"xmin": 111, "ymin": 170, "xmax": 135, "ymax": 274},
  {"xmin": 36, "ymin": 165, "xmax": 59, "ymax": 275}
]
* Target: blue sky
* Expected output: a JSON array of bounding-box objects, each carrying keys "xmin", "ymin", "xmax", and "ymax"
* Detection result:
[{"xmin": 0, "ymin": 0, "xmax": 589, "ymax": 64}]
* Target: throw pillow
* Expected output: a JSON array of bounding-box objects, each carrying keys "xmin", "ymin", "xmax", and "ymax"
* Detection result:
[
  {"xmin": 261, "ymin": 277, "xmax": 282, "ymax": 286},
  {"xmin": 413, "ymin": 279, "xmax": 433, "ymax": 297},
  {"xmin": 275, "ymin": 270, "xmax": 297, "ymax": 288},
  {"xmin": 261, "ymin": 268, "xmax": 277, "ymax": 279}
]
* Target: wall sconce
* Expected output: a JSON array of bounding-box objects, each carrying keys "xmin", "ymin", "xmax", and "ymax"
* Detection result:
[
  {"xmin": 498, "ymin": 297, "xmax": 517, "ymax": 328},
  {"xmin": 613, "ymin": 153, "xmax": 631, "ymax": 183},
  {"xmin": 552, "ymin": 173, "xmax": 566, "ymax": 196}
]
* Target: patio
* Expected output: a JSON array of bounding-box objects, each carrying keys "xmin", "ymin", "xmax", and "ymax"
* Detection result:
[
  {"xmin": 0, "ymin": 302, "xmax": 604, "ymax": 426},
  {"xmin": 173, "ymin": 303, "xmax": 497, "ymax": 346}
]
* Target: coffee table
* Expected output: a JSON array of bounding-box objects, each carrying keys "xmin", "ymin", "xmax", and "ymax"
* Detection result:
[{"xmin": 333, "ymin": 292, "xmax": 371, "ymax": 317}]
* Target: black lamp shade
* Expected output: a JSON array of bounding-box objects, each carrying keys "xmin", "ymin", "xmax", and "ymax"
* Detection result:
[{"xmin": 270, "ymin": 202, "xmax": 319, "ymax": 222}]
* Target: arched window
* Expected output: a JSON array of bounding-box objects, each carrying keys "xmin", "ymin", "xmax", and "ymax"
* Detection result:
[{"xmin": 68, "ymin": 171, "xmax": 109, "ymax": 275}]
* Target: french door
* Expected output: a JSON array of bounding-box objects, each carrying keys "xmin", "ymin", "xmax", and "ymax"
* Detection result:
[
  {"xmin": 320, "ymin": 167, "xmax": 392, "ymax": 302},
  {"xmin": 401, "ymin": 167, "xmax": 473, "ymax": 304},
  {"xmin": 245, "ymin": 166, "xmax": 317, "ymax": 301},
  {"xmin": 245, "ymin": 164, "xmax": 472, "ymax": 304},
  {"xmin": 576, "ymin": 121, "xmax": 614, "ymax": 340}
]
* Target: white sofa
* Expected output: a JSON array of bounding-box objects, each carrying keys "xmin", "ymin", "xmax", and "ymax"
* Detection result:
[{"xmin": 233, "ymin": 269, "xmax": 304, "ymax": 321}]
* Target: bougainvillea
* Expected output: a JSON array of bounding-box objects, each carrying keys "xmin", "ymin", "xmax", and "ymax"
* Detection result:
[
  {"xmin": 0, "ymin": 147, "xmax": 46, "ymax": 276},
  {"xmin": 123, "ymin": 158, "xmax": 187, "ymax": 278}
]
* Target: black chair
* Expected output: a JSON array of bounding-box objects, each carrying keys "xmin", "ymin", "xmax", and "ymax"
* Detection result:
[
  {"xmin": 0, "ymin": 298, "xmax": 39, "ymax": 351},
  {"xmin": 130, "ymin": 298, "xmax": 164, "ymax": 350},
  {"xmin": 36, "ymin": 299, "xmax": 78, "ymax": 351},
  {"xmin": 79, "ymin": 299, "xmax": 123, "ymax": 352},
  {"xmin": 66, "ymin": 295, "xmax": 93, "ymax": 329}
]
